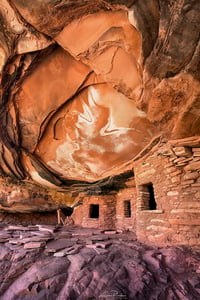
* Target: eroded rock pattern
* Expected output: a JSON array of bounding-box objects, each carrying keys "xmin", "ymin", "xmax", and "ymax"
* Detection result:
[
  {"xmin": 1, "ymin": 1, "xmax": 153, "ymax": 186},
  {"xmin": 0, "ymin": 225, "xmax": 199, "ymax": 300},
  {"xmin": 0, "ymin": 0, "xmax": 199, "ymax": 202}
]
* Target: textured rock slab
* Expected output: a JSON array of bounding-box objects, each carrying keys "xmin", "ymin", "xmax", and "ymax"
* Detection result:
[
  {"xmin": 95, "ymin": 241, "xmax": 112, "ymax": 248},
  {"xmin": 1, "ymin": 257, "xmax": 69, "ymax": 300},
  {"xmin": 22, "ymin": 236, "xmax": 51, "ymax": 243},
  {"xmin": 53, "ymin": 244, "xmax": 83, "ymax": 257},
  {"xmin": 0, "ymin": 232, "xmax": 10, "ymax": 243},
  {"xmin": 5, "ymin": 225, "xmax": 30, "ymax": 231},
  {"xmin": 0, "ymin": 226, "xmax": 199, "ymax": 300},
  {"xmin": 45, "ymin": 239, "xmax": 75, "ymax": 253},
  {"xmin": 38, "ymin": 225, "xmax": 56, "ymax": 233},
  {"xmin": 24, "ymin": 241, "xmax": 46, "ymax": 249},
  {"xmin": 0, "ymin": 244, "xmax": 11, "ymax": 260}
]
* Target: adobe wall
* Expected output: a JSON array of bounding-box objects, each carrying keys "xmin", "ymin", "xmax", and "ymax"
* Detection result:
[
  {"xmin": 134, "ymin": 137, "xmax": 200, "ymax": 246},
  {"xmin": 115, "ymin": 187, "xmax": 137, "ymax": 231},
  {"xmin": 72, "ymin": 194, "xmax": 116, "ymax": 230}
]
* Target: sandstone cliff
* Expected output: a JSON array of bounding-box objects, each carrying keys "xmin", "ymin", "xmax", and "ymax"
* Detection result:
[{"xmin": 0, "ymin": 0, "xmax": 199, "ymax": 210}]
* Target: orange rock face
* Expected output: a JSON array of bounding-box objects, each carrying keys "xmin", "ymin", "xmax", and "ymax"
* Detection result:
[
  {"xmin": 36, "ymin": 84, "xmax": 156, "ymax": 182},
  {"xmin": 0, "ymin": 0, "xmax": 199, "ymax": 198},
  {"xmin": 0, "ymin": 2, "xmax": 158, "ymax": 187}
]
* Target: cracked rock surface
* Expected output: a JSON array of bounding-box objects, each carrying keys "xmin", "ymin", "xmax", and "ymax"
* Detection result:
[
  {"xmin": 0, "ymin": 0, "xmax": 199, "ymax": 206},
  {"xmin": 1, "ymin": 1, "xmax": 153, "ymax": 187},
  {"xmin": 0, "ymin": 225, "xmax": 199, "ymax": 300}
]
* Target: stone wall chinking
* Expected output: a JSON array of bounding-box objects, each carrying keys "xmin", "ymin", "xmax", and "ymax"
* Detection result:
[
  {"xmin": 134, "ymin": 137, "xmax": 200, "ymax": 246},
  {"xmin": 115, "ymin": 187, "xmax": 137, "ymax": 231},
  {"xmin": 73, "ymin": 187, "xmax": 137, "ymax": 231},
  {"xmin": 72, "ymin": 194, "xmax": 116, "ymax": 230}
]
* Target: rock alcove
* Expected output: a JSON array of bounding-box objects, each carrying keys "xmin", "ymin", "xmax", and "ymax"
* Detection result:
[
  {"xmin": 0, "ymin": 1, "xmax": 200, "ymax": 299},
  {"xmin": 0, "ymin": 0, "xmax": 200, "ymax": 240}
]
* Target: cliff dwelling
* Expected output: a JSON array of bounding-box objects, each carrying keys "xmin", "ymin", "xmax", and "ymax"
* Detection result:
[{"xmin": 0, "ymin": 0, "xmax": 200, "ymax": 299}]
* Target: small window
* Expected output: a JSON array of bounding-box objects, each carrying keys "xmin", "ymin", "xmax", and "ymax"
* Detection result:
[
  {"xmin": 139, "ymin": 183, "xmax": 157, "ymax": 210},
  {"xmin": 148, "ymin": 184, "xmax": 157, "ymax": 210},
  {"xmin": 124, "ymin": 200, "xmax": 131, "ymax": 218},
  {"xmin": 89, "ymin": 204, "xmax": 99, "ymax": 218}
]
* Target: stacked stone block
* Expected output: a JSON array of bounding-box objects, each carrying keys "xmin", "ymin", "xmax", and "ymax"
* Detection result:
[
  {"xmin": 115, "ymin": 187, "xmax": 137, "ymax": 231},
  {"xmin": 72, "ymin": 194, "xmax": 116, "ymax": 230},
  {"xmin": 134, "ymin": 136, "xmax": 200, "ymax": 246}
]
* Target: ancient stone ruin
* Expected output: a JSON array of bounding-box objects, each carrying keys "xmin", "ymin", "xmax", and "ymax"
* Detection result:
[
  {"xmin": 0, "ymin": 1, "xmax": 200, "ymax": 298},
  {"xmin": 0, "ymin": 0, "xmax": 200, "ymax": 246},
  {"xmin": 1, "ymin": 0, "xmax": 199, "ymax": 247}
]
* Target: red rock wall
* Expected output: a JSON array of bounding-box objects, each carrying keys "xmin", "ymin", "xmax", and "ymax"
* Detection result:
[
  {"xmin": 134, "ymin": 137, "xmax": 200, "ymax": 246},
  {"xmin": 72, "ymin": 194, "xmax": 116, "ymax": 230},
  {"xmin": 115, "ymin": 187, "xmax": 137, "ymax": 231},
  {"xmin": 0, "ymin": 212, "xmax": 57, "ymax": 225},
  {"xmin": 0, "ymin": 177, "xmax": 60, "ymax": 213}
]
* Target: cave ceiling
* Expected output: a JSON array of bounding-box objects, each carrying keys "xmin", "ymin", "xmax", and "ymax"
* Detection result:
[{"xmin": 0, "ymin": 0, "xmax": 199, "ymax": 192}]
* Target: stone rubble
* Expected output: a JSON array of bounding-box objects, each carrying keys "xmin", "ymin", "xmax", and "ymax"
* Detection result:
[{"xmin": 0, "ymin": 224, "xmax": 199, "ymax": 299}]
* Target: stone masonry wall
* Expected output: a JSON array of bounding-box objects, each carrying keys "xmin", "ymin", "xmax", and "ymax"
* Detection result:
[
  {"xmin": 72, "ymin": 194, "xmax": 116, "ymax": 230},
  {"xmin": 134, "ymin": 137, "xmax": 200, "ymax": 246},
  {"xmin": 115, "ymin": 187, "xmax": 137, "ymax": 231}
]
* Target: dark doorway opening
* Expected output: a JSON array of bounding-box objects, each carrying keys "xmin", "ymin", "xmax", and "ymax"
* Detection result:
[
  {"xmin": 89, "ymin": 204, "xmax": 99, "ymax": 218},
  {"xmin": 139, "ymin": 182, "xmax": 157, "ymax": 210},
  {"xmin": 124, "ymin": 200, "xmax": 131, "ymax": 217},
  {"xmin": 147, "ymin": 184, "xmax": 157, "ymax": 210}
]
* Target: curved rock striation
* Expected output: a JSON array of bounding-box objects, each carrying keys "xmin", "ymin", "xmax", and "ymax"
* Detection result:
[{"xmin": 0, "ymin": 0, "xmax": 199, "ymax": 207}]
